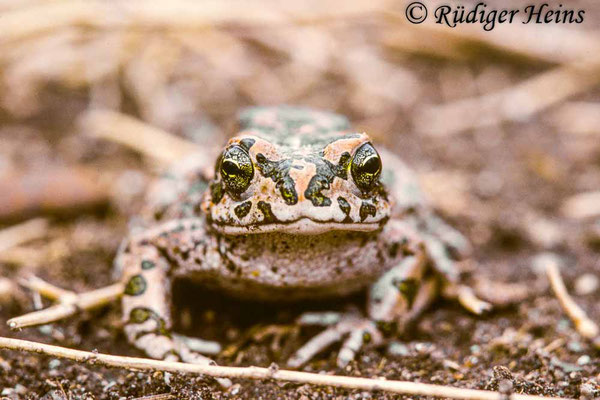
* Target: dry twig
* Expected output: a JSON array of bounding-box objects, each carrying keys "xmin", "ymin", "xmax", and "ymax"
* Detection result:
[
  {"xmin": 561, "ymin": 191, "xmax": 600, "ymax": 219},
  {"xmin": 385, "ymin": 4, "xmax": 600, "ymax": 65},
  {"xmin": 8, "ymin": 276, "xmax": 123, "ymax": 329},
  {"xmin": 0, "ymin": 218, "xmax": 48, "ymax": 253},
  {"xmin": 0, "ymin": 167, "xmax": 109, "ymax": 220},
  {"xmin": 545, "ymin": 260, "xmax": 600, "ymax": 348},
  {"xmin": 0, "ymin": 0, "xmax": 386, "ymax": 44},
  {"xmin": 0, "ymin": 277, "xmax": 17, "ymax": 305},
  {"xmin": 0, "ymin": 336, "xmax": 573, "ymax": 400},
  {"xmin": 416, "ymin": 55, "xmax": 600, "ymax": 136},
  {"xmin": 80, "ymin": 109, "xmax": 200, "ymax": 164},
  {"xmin": 550, "ymin": 102, "xmax": 600, "ymax": 136},
  {"xmin": 18, "ymin": 275, "xmax": 75, "ymax": 302},
  {"xmin": 131, "ymin": 394, "xmax": 174, "ymax": 400}
]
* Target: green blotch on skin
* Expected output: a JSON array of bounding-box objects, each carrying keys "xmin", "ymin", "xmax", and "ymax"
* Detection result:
[
  {"xmin": 210, "ymin": 182, "xmax": 224, "ymax": 203},
  {"xmin": 393, "ymin": 277, "xmax": 419, "ymax": 308},
  {"xmin": 234, "ymin": 201, "xmax": 252, "ymax": 219},
  {"xmin": 376, "ymin": 320, "xmax": 397, "ymax": 337},
  {"xmin": 124, "ymin": 275, "xmax": 147, "ymax": 296},
  {"xmin": 304, "ymin": 152, "xmax": 350, "ymax": 207},
  {"xmin": 257, "ymin": 201, "xmax": 278, "ymax": 223},
  {"xmin": 255, "ymin": 153, "xmax": 298, "ymax": 205},
  {"xmin": 141, "ymin": 260, "xmax": 156, "ymax": 270},
  {"xmin": 359, "ymin": 201, "xmax": 377, "ymax": 221},
  {"xmin": 362, "ymin": 332, "xmax": 372, "ymax": 344},
  {"xmin": 130, "ymin": 307, "xmax": 151, "ymax": 323},
  {"xmin": 337, "ymin": 196, "xmax": 351, "ymax": 216},
  {"xmin": 129, "ymin": 307, "xmax": 171, "ymax": 338}
]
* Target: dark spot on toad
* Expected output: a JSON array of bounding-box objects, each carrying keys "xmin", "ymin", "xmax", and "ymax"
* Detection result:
[
  {"xmin": 393, "ymin": 278, "xmax": 419, "ymax": 308},
  {"xmin": 359, "ymin": 201, "xmax": 377, "ymax": 221},
  {"xmin": 129, "ymin": 307, "xmax": 171, "ymax": 338},
  {"xmin": 257, "ymin": 201, "xmax": 278, "ymax": 223},
  {"xmin": 210, "ymin": 182, "xmax": 224, "ymax": 203},
  {"xmin": 388, "ymin": 242, "xmax": 400, "ymax": 258},
  {"xmin": 234, "ymin": 201, "xmax": 252, "ymax": 219},
  {"xmin": 255, "ymin": 153, "xmax": 299, "ymax": 205},
  {"xmin": 124, "ymin": 275, "xmax": 147, "ymax": 296},
  {"xmin": 239, "ymin": 138, "xmax": 256, "ymax": 151},
  {"xmin": 141, "ymin": 260, "xmax": 155, "ymax": 270},
  {"xmin": 304, "ymin": 152, "xmax": 351, "ymax": 207}
]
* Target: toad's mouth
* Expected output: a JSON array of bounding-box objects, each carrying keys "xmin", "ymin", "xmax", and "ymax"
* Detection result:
[{"xmin": 211, "ymin": 217, "xmax": 387, "ymax": 235}]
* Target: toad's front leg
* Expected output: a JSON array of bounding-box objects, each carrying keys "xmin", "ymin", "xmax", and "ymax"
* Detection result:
[{"xmin": 117, "ymin": 220, "xmax": 217, "ymax": 365}]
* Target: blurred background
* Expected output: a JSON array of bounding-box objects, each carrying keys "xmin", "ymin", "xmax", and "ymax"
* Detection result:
[{"xmin": 0, "ymin": 0, "xmax": 599, "ymax": 398}]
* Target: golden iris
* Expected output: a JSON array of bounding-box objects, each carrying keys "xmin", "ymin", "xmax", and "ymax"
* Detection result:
[
  {"xmin": 220, "ymin": 145, "xmax": 254, "ymax": 195},
  {"xmin": 351, "ymin": 143, "xmax": 381, "ymax": 192}
]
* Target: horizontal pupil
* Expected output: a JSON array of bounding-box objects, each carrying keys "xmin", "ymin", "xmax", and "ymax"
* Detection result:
[
  {"xmin": 362, "ymin": 156, "xmax": 380, "ymax": 174},
  {"xmin": 222, "ymin": 160, "xmax": 240, "ymax": 175}
]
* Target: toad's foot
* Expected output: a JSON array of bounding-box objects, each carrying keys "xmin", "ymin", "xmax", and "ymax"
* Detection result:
[
  {"xmin": 130, "ymin": 330, "xmax": 215, "ymax": 364},
  {"xmin": 125, "ymin": 316, "xmax": 231, "ymax": 388},
  {"xmin": 442, "ymin": 283, "xmax": 492, "ymax": 315},
  {"xmin": 287, "ymin": 311, "xmax": 383, "ymax": 368}
]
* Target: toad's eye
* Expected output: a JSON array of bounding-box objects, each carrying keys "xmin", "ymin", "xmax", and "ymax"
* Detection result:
[
  {"xmin": 351, "ymin": 143, "xmax": 382, "ymax": 192},
  {"xmin": 220, "ymin": 145, "xmax": 254, "ymax": 195}
]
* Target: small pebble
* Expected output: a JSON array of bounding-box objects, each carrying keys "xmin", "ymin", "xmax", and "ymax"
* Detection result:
[
  {"xmin": 0, "ymin": 278, "xmax": 15, "ymax": 305},
  {"xmin": 0, "ymin": 357, "xmax": 11, "ymax": 372},
  {"xmin": 229, "ymin": 384, "xmax": 241, "ymax": 396},
  {"xmin": 524, "ymin": 215, "xmax": 564, "ymax": 248},
  {"xmin": 40, "ymin": 390, "xmax": 67, "ymax": 400},
  {"xmin": 2, "ymin": 385, "xmax": 27, "ymax": 396},
  {"xmin": 580, "ymin": 383, "xmax": 595, "ymax": 400},
  {"xmin": 531, "ymin": 252, "xmax": 563, "ymax": 275},
  {"xmin": 414, "ymin": 342, "xmax": 434, "ymax": 354},
  {"xmin": 14, "ymin": 384, "xmax": 26, "ymax": 394},
  {"xmin": 574, "ymin": 273, "xmax": 599, "ymax": 296},
  {"xmin": 103, "ymin": 381, "xmax": 116, "ymax": 390},
  {"xmin": 38, "ymin": 325, "xmax": 53, "ymax": 336},
  {"xmin": 465, "ymin": 355, "xmax": 479, "ymax": 366},
  {"xmin": 443, "ymin": 359, "xmax": 461, "ymax": 371},
  {"xmin": 551, "ymin": 357, "xmax": 581, "ymax": 373},
  {"xmin": 557, "ymin": 319, "xmax": 571, "ymax": 332},
  {"xmin": 475, "ymin": 170, "xmax": 503, "ymax": 198},
  {"xmin": 568, "ymin": 341, "xmax": 584, "ymax": 353},
  {"xmin": 48, "ymin": 359, "xmax": 61, "ymax": 369},
  {"xmin": 577, "ymin": 355, "xmax": 591, "ymax": 366},
  {"xmin": 387, "ymin": 342, "xmax": 409, "ymax": 356}
]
